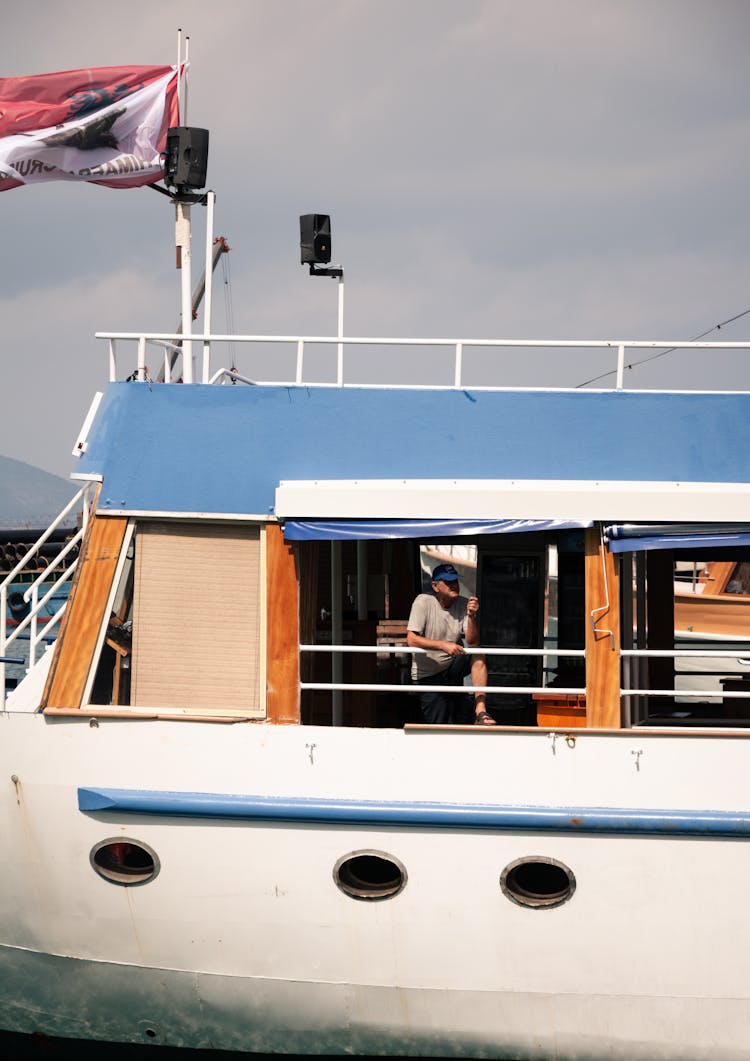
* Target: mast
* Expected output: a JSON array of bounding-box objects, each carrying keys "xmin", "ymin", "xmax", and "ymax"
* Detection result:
[
  {"xmin": 159, "ymin": 29, "xmax": 211, "ymax": 382},
  {"xmin": 176, "ymin": 29, "xmax": 192, "ymax": 382},
  {"xmin": 156, "ymin": 230, "xmax": 230, "ymax": 382}
]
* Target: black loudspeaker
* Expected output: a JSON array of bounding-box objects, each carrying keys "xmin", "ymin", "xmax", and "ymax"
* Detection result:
[
  {"xmin": 164, "ymin": 127, "xmax": 209, "ymax": 189},
  {"xmin": 300, "ymin": 214, "xmax": 331, "ymax": 264}
]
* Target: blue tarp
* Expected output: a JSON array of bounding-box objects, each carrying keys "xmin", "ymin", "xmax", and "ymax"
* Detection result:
[
  {"xmin": 606, "ymin": 523, "xmax": 750, "ymax": 553},
  {"xmin": 76, "ymin": 384, "xmax": 750, "ymax": 519},
  {"xmin": 283, "ymin": 518, "xmax": 593, "ymax": 541}
]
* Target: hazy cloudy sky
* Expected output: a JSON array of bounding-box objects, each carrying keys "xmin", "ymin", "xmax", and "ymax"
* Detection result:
[{"xmin": 2, "ymin": 0, "xmax": 750, "ymax": 477}]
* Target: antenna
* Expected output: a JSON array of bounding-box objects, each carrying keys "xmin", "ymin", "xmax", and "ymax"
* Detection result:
[
  {"xmin": 184, "ymin": 34, "xmax": 190, "ymax": 124},
  {"xmin": 177, "ymin": 28, "xmax": 183, "ymax": 117}
]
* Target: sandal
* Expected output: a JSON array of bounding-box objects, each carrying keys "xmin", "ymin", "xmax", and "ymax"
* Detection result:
[{"xmin": 474, "ymin": 710, "xmax": 496, "ymax": 726}]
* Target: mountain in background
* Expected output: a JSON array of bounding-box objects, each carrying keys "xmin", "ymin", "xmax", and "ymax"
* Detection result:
[{"xmin": 0, "ymin": 455, "xmax": 76, "ymax": 530}]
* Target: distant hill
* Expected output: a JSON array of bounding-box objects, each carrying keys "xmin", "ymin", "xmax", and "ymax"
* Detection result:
[{"xmin": 0, "ymin": 455, "xmax": 77, "ymax": 530}]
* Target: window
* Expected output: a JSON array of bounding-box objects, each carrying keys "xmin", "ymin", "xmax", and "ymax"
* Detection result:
[{"xmin": 90, "ymin": 521, "xmax": 265, "ymax": 717}]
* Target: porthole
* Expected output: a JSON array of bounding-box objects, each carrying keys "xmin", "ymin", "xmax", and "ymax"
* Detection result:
[
  {"xmin": 90, "ymin": 838, "xmax": 160, "ymax": 886},
  {"xmin": 334, "ymin": 850, "xmax": 407, "ymax": 901},
  {"xmin": 500, "ymin": 856, "xmax": 575, "ymax": 909}
]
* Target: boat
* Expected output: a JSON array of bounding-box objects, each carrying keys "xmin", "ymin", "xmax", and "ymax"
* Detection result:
[
  {"xmin": 3, "ymin": 174, "xmax": 750, "ymax": 1061},
  {"xmin": 675, "ymin": 557, "xmax": 750, "ymax": 640}
]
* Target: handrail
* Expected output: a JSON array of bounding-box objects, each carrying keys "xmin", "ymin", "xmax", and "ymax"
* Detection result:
[
  {"xmin": 1, "ymin": 483, "xmax": 93, "ymax": 710},
  {"xmin": 300, "ymin": 683, "xmax": 585, "ymax": 696},
  {"xmin": 300, "ymin": 641, "xmax": 750, "ymax": 717},
  {"xmin": 300, "ymin": 645, "xmax": 586, "ymax": 656},
  {"xmin": 299, "ymin": 644, "xmax": 587, "ymax": 698},
  {"xmin": 621, "ymin": 645, "xmax": 750, "ymax": 711},
  {"xmin": 96, "ymin": 332, "xmax": 750, "ymax": 391}
]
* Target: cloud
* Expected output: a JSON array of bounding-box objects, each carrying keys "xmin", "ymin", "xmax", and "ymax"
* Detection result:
[{"xmin": 2, "ymin": 0, "xmax": 750, "ymax": 477}]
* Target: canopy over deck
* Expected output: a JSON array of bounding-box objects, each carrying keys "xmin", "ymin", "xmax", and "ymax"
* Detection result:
[{"xmin": 73, "ymin": 382, "xmax": 750, "ymax": 523}]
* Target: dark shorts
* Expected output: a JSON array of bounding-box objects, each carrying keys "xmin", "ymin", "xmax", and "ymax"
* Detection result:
[{"xmin": 415, "ymin": 654, "xmax": 476, "ymax": 725}]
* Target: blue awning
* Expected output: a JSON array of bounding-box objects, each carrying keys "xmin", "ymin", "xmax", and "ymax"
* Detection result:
[
  {"xmin": 283, "ymin": 518, "xmax": 593, "ymax": 541},
  {"xmin": 606, "ymin": 523, "xmax": 750, "ymax": 553}
]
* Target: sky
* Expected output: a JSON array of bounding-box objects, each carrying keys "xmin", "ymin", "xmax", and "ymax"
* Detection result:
[{"xmin": 2, "ymin": 0, "xmax": 750, "ymax": 478}]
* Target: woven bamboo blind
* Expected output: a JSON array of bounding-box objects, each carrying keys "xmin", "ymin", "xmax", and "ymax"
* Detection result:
[{"xmin": 131, "ymin": 522, "xmax": 262, "ymax": 714}]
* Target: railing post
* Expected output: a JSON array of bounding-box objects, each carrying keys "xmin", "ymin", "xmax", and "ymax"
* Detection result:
[
  {"xmin": 137, "ymin": 336, "xmax": 147, "ymax": 382},
  {"xmin": 296, "ymin": 340, "xmax": 304, "ymax": 385},
  {"xmin": 0, "ymin": 586, "xmax": 6, "ymax": 711},
  {"xmin": 29, "ymin": 585, "xmax": 38, "ymax": 670},
  {"xmin": 454, "ymin": 342, "xmax": 463, "ymax": 388},
  {"xmin": 331, "ymin": 541, "xmax": 343, "ymax": 725},
  {"xmin": 337, "ymin": 275, "xmax": 345, "ymax": 386},
  {"xmin": 108, "ymin": 339, "xmax": 117, "ymax": 381},
  {"xmin": 616, "ymin": 344, "xmax": 625, "ymax": 390},
  {"xmin": 201, "ymin": 190, "xmax": 216, "ymax": 384}
]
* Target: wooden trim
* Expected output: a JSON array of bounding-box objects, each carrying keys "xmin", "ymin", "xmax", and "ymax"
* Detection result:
[
  {"xmin": 584, "ymin": 526, "xmax": 621, "ymax": 728},
  {"xmin": 404, "ymin": 723, "xmax": 750, "ymax": 738},
  {"xmin": 42, "ymin": 706, "xmax": 258, "ymax": 723},
  {"xmin": 41, "ymin": 513, "xmax": 129, "ymax": 710},
  {"xmin": 698, "ymin": 560, "xmax": 735, "ymax": 596},
  {"xmin": 265, "ymin": 523, "xmax": 300, "ymax": 724}
]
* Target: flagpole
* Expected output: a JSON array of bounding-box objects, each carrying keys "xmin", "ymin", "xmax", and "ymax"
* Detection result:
[{"xmin": 174, "ymin": 27, "xmax": 193, "ymax": 383}]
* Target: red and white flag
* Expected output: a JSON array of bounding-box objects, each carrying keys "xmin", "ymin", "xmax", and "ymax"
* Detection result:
[{"xmin": 0, "ymin": 64, "xmax": 180, "ymax": 192}]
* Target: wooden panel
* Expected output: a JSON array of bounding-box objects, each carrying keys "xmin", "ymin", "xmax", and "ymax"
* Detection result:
[
  {"xmin": 131, "ymin": 523, "xmax": 261, "ymax": 713},
  {"xmin": 584, "ymin": 527, "xmax": 621, "ymax": 728},
  {"xmin": 675, "ymin": 593, "xmax": 750, "ymax": 639},
  {"xmin": 376, "ymin": 619, "xmax": 409, "ymax": 642},
  {"xmin": 265, "ymin": 523, "xmax": 300, "ymax": 724},
  {"xmin": 698, "ymin": 560, "xmax": 735, "ymax": 596},
  {"xmin": 533, "ymin": 693, "xmax": 587, "ymax": 728},
  {"xmin": 42, "ymin": 515, "xmax": 128, "ymax": 710}
]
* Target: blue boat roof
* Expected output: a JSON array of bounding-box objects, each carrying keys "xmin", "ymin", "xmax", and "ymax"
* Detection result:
[{"xmin": 73, "ymin": 382, "xmax": 750, "ymax": 522}]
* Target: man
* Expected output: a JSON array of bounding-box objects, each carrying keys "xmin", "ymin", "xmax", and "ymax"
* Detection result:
[{"xmin": 406, "ymin": 562, "xmax": 495, "ymax": 725}]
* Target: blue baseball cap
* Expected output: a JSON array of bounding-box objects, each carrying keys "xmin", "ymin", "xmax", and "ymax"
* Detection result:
[{"xmin": 432, "ymin": 562, "xmax": 460, "ymax": 582}]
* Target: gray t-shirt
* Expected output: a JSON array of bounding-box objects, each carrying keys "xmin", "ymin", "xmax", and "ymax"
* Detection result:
[{"xmin": 407, "ymin": 592, "xmax": 468, "ymax": 680}]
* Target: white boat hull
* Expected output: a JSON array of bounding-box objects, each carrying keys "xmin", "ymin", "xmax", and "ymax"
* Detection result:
[
  {"xmin": 1, "ymin": 947, "xmax": 749, "ymax": 1059},
  {"xmin": 1, "ymin": 712, "xmax": 749, "ymax": 1058}
]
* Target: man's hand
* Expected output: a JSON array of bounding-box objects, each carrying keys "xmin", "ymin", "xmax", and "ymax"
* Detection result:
[
  {"xmin": 466, "ymin": 597, "xmax": 480, "ymax": 620},
  {"xmin": 406, "ymin": 631, "xmax": 465, "ymax": 655}
]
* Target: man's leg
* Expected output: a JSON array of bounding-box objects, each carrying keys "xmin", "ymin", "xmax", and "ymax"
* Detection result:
[
  {"xmin": 420, "ymin": 657, "xmax": 475, "ymax": 724},
  {"xmin": 471, "ymin": 654, "xmax": 494, "ymax": 722},
  {"xmin": 418, "ymin": 687, "xmax": 454, "ymax": 724}
]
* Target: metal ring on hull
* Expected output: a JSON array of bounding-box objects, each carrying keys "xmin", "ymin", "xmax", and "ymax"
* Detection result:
[
  {"xmin": 333, "ymin": 849, "xmax": 407, "ymax": 901},
  {"xmin": 500, "ymin": 856, "xmax": 576, "ymax": 909},
  {"xmin": 90, "ymin": 837, "xmax": 160, "ymax": 886}
]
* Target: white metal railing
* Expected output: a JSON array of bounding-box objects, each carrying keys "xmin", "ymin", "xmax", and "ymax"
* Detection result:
[
  {"xmin": 301, "ymin": 643, "xmax": 750, "ymax": 727},
  {"xmin": 0, "ymin": 484, "xmax": 93, "ymax": 710},
  {"xmin": 299, "ymin": 645, "xmax": 586, "ymax": 698},
  {"xmin": 621, "ymin": 646, "xmax": 750, "ymax": 724},
  {"xmin": 95, "ymin": 333, "xmax": 750, "ymax": 391}
]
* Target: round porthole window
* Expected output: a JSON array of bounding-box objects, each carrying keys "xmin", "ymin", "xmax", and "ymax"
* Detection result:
[
  {"xmin": 334, "ymin": 850, "xmax": 407, "ymax": 901},
  {"xmin": 500, "ymin": 856, "xmax": 576, "ymax": 909},
  {"xmin": 90, "ymin": 838, "xmax": 159, "ymax": 886}
]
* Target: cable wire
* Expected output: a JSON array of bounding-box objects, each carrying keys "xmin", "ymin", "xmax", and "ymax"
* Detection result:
[{"xmin": 575, "ymin": 307, "xmax": 750, "ymax": 388}]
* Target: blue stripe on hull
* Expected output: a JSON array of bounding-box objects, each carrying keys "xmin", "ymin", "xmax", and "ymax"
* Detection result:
[{"xmin": 78, "ymin": 787, "xmax": 750, "ymax": 837}]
